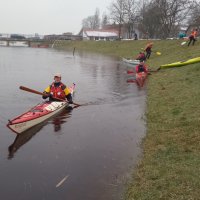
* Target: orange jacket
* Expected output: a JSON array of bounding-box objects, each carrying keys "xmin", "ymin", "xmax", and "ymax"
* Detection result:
[{"xmin": 191, "ymin": 30, "xmax": 198, "ymax": 37}]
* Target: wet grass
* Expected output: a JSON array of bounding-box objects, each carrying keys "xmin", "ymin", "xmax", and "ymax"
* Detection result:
[
  {"xmin": 55, "ymin": 39, "xmax": 200, "ymax": 199},
  {"xmin": 125, "ymin": 64, "xmax": 200, "ymax": 200}
]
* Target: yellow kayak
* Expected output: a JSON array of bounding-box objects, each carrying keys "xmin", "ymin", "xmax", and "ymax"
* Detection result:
[{"xmin": 160, "ymin": 57, "xmax": 200, "ymax": 69}]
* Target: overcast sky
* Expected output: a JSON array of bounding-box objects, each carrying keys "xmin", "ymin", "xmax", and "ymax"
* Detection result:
[{"xmin": 0, "ymin": 0, "xmax": 112, "ymax": 35}]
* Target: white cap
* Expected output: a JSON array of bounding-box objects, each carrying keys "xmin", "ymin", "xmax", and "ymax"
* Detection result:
[{"xmin": 54, "ymin": 73, "xmax": 61, "ymax": 78}]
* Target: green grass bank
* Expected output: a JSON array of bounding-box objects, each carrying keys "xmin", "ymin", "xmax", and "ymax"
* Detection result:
[{"xmin": 55, "ymin": 40, "xmax": 200, "ymax": 199}]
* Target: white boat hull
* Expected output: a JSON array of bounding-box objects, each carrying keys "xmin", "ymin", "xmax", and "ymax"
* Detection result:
[
  {"xmin": 8, "ymin": 101, "xmax": 68, "ymax": 134},
  {"xmin": 122, "ymin": 58, "xmax": 140, "ymax": 65}
]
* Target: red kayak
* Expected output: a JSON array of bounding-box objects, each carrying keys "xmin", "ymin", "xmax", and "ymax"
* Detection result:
[
  {"xmin": 7, "ymin": 84, "xmax": 75, "ymax": 134},
  {"xmin": 136, "ymin": 72, "xmax": 147, "ymax": 87}
]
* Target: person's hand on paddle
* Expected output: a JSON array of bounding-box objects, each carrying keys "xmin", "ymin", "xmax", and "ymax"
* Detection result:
[
  {"xmin": 68, "ymin": 100, "xmax": 73, "ymax": 104},
  {"xmin": 42, "ymin": 92, "xmax": 50, "ymax": 99}
]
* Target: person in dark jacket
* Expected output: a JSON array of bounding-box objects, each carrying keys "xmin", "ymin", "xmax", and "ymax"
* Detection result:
[
  {"xmin": 188, "ymin": 28, "xmax": 198, "ymax": 46},
  {"xmin": 134, "ymin": 32, "xmax": 138, "ymax": 40},
  {"xmin": 144, "ymin": 42, "xmax": 153, "ymax": 59},
  {"xmin": 42, "ymin": 73, "xmax": 73, "ymax": 103}
]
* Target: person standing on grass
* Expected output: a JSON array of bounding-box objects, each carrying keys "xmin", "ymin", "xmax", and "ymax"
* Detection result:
[
  {"xmin": 188, "ymin": 28, "xmax": 198, "ymax": 46},
  {"xmin": 134, "ymin": 32, "xmax": 138, "ymax": 40},
  {"xmin": 144, "ymin": 42, "xmax": 153, "ymax": 59}
]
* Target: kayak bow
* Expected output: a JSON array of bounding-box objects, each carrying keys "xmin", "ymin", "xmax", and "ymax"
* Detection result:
[
  {"xmin": 136, "ymin": 72, "xmax": 147, "ymax": 87},
  {"xmin": 160, "ymin": 57, "xmax": 200, "ymax": 69}
]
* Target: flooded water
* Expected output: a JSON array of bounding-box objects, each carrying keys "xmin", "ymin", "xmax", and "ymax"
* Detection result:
[{"xmin": 0, "ymin": 46, "xmax": 146, "ymax": 200}]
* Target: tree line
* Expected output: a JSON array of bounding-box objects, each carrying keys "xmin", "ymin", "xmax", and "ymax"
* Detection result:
[{"xmin": 82, "ymin": 0, "xmax": 200, "ymax": 39}]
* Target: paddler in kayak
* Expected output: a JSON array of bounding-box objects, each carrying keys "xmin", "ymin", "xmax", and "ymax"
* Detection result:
[
  {"xmin": 42, "ymin": 73, "xmax": 73, "ymax": 103},
  {"xmin": 135, "ymin": 61, "xmax": 148, "ymax": 73},
  {"xmin": 135, "ymin": 52, "xmax": 146, "ymax": 62},
  {"xmin": 134, "ymin": 62, "xmax": 148, "ymax": 87}
]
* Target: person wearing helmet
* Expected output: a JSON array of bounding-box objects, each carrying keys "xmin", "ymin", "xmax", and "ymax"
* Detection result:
[{"xmin": 42, "ymin": 73, "xmax": 73, "ymax": 103}]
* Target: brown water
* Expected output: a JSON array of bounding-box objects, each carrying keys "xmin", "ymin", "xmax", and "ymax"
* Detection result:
[{"xmin": 0, "ymin": 46, "xmax": 146, "ymax": 200}]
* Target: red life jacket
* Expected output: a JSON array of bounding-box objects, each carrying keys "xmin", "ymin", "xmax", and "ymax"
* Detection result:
[
  {"xmin": 136, "ymin": 64, "xmax": 147, "ymax": 73},
  {"xmin": 136, "ymin": 53, "xmax": 145, "ymax": 60},
  {"xmin": 50, "ymin": 82, "xmax": 66, "ymax": 100}
]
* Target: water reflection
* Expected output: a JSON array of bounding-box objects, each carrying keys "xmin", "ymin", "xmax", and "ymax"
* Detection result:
[
  {"xmin": 49, "ymin": 105, "xmax": 78, "ymax": 132},
  {"xmin": 8, "ymin": 106, "xmax": 74, "ymax": 159}
]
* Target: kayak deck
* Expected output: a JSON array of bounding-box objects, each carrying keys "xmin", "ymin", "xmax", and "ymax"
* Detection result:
[
  {"xmin": 136, "ymin": 72, "xmax": 147, "ymax": 87},
  {"xmin": 9, "ymin": 101, "xmax": 67, "ymax": 123}
]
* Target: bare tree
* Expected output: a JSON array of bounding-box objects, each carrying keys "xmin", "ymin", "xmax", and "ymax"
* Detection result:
[
  {"xmin": 120, "ymin": 0, "xmax": 153, "ymax": 39},
  {"xmin": 138, "ymin": 1, "xmax": 163, "ymax": 38},
  {"xmin": 82, "ymin": 8, "xmax": 100, "ymax": 29},
  {"xmin": 101, "ymin": 12, "xmax": 110, "ymax": 28},
  {"xmin": 138, "ymin": 0, "xmax": 195, "ymax": 39},
  {"xmin": 158, "ymin": 0, "xmax": 194, "ymax": 38},
  {"xmin": 94, "ymin": 8, "xmax": 101, "ymax": 29},
  {"xmin": 186, "ymin": 1, "xmax": 200, "ymax": 32},
  {"xmin": 82, "ymin": 16, "xmax": 94, "ymax": 29},
  {"xmin": 123, "ymin": 0, "xmax": 138, "ymax": 39},
  {"xmin": 109, "ymin": 0, "xmax": 127, "ymax": 39}
]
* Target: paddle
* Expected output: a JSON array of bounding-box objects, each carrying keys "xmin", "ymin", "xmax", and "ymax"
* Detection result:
[{"xmin": 19, "ymin": 86, "xmax": 81, "ymax": 107}]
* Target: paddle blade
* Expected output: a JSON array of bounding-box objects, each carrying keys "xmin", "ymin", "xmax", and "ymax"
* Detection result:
[
  {"xmin": 72, "ymin": 102, "xmax": 82, "ymax": 107},
  {"xmin": 156, "ymin": 52, "xmax": 161, "ymax": 55},
  {"xmin": 181, "ymin": 41, "xmax": 187, "ymax": 46}
]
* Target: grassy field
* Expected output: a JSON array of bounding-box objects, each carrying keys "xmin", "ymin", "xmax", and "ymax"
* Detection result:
[{"xmin": 55, "ymin": 40, "xmax": 200, "ymax": 199}]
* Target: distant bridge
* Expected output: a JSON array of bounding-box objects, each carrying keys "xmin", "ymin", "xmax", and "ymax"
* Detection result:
[
  {"xmin": 0, "ymin": 33, "xmax": 82, "ymax": 47},
  {"xmin": 0, "ymin": 38, "xmax": 45, "ymax": 47},
  {"xmin": 0, "ymin": 33, "xmax": 46, "ymax": 47}
]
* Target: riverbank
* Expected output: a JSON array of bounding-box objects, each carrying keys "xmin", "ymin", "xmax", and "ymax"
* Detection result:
[{"xmin": 55, "ymin": 40, "xmax": 200, "ymax": 199}]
